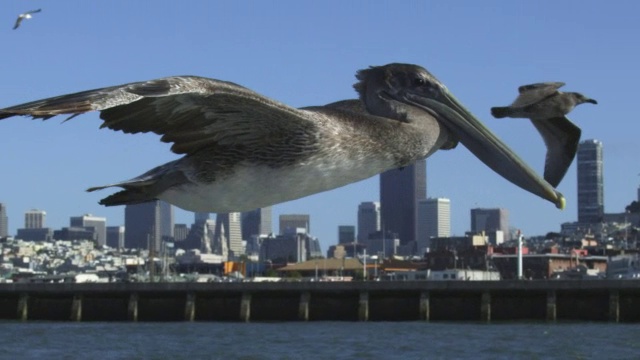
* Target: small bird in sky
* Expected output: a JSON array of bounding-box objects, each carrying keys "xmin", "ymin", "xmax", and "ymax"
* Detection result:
[
  {"xmin": 491, "ymin": 82, "xmax": 597, "ymax": 187},
  {"xmin": 13, "ymin": 9, "xmax": 42, "ymax": 30}
]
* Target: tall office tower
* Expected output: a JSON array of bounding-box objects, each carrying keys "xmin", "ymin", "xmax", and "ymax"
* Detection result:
[
  {"xmin": 470, "ymin": 208, "xmax": 510, "ymax": 240},
  {"xmin": 214, "ymin": 212, "xmax": 244, "ymax": 259},
  {"xmin": 338, "ymin": 225, "xmax": 356, "ymax": 244},
  {"xmin": 380, "ymin": 159, "xmax": 427, "ymax": 246},
  {"xmin": 25, "ymin": 209, "xmax": 46, "ymax": 229},
  {"xmin": 173, "ymin": 224, "xmax": 189, "ymax": 243},
  {"xmin": 124, "ymin": 201, "xmax": 174, "ymax": 251},
  {"xmin": 194, "ymin": 212, "xmax": 210, "ymax": 223},
  {"xmin": 0, "ymin": 203, "xmax": 8, "ymax": 237},
  {"xmin": 416, "ymin": 198, "xmax": 451, "ymax": 254},
  {"xmin": 279, "ymin": 214, "xmax": 310, "ymax": 234},
  {"xmin": 70, "ymin": 214, "xmax": 107, "ymax": 246},
  {"xmin": 106, "ymin": 226, "xmax": 125, "ymax": 248},
  {"xmin": 241, "ymin": 207, "xmax": 273, "ymax": 240},
  {"xmin": 577, "ymin": 139, "xmax": 604, "ymax": 224},
  {"xmin": 357, "ymin": 201, "xmax": 380, "ymax": 242}
]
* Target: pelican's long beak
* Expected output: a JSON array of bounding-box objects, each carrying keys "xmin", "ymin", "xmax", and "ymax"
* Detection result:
[{"xmin": 403, "ymin": 89, "xmax": 566, "ymax": 209}]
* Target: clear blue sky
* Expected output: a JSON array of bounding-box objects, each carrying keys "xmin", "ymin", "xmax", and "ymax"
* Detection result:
[{"xmin": 1, "ymin": 1, "xmax": 639, "ymax": 251}]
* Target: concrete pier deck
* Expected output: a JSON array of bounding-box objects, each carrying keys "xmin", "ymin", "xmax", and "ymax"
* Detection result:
[{"xmin": 1, "ymin": 280, "xmax": 639, "ymax": 322}]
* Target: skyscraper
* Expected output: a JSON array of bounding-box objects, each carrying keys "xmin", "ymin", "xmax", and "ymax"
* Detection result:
[
  {"xmin": 279, "ymin": 214, "xmax": 310, "ymax": 234},
  {"xmin": 25, "ymin": 209, "xmax": 46, "ymax": 228},
  {"xmin": 470, "ymin": 208, "xmax": 509, "ymax": 240},
  {"xmin": 214, "ymin": 212, "xmax": 244, "ymax": 259},
  {"xmin": 0, "ymin": 203, "xmax": 8, "ymax": 238},
  {"xmin": 417, "ymin": 198, "xmax": 451, "ymax": 254},
  {"xmin": 380, "ymin": 159, "xmax": 427, "ymax": 246},
  {"xmin": 577, "ymin": 139, "xmax": 604, "ymax": 224},
  {"xmin": 124, "ymin": 201, "xmax": 174, "ymax": 251},
  {"xmin": 106, "ymin": 226, "xmax": 125, "ymax": 248},
  {"xmin": 357, "ymin": 201, "xmax": 380, "ymax": 242},
  {"xmin": 194, "ymin": 212, "xmax": 210, "ymax": 223},
  {"xmin": 18, "ymin": 209, "xmax": 51, "ymax": 241},
  {"xmin": 70, "ymin": 214, "xmax": 107, "ymax": 246},
  {"xmin": 338, "ymin": 225, "xmax": 356, "ymax": 244},
  {"xmin": 241, "ymin": 207, "xmax": 273, "ymax": 240}
]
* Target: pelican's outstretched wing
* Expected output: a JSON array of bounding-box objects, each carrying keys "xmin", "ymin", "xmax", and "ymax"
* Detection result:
[
  {"xmin": 530, "ymin": 116, "xmax": 581, "ymax": 187},
  {"xmin": 0, "ymin": 76, "xmax": 319, "ymax": 155}
]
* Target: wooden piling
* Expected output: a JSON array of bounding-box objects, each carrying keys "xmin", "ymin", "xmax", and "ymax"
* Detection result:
[
  {"xmin": 481, "ymin": 291, "xmax": 491, "ymax": 322},
  {"xmin": 240, "ymin": 292, "xmax": 251, "ymax": 322},
  {"xmin": 185, "ymin": 292, "xmax": 196, "ymax": 322},
  {"xmin": 127, "ymin": 293, "xmax": 138, "ymax": 322},
  {"xmin": 298, "ymin": 292, "xmax": 310, "ymax": 321},
  {"xmin": 419, "ymin": 291, "xmax": 430, "ymax": 321},
  {"xmin": 546, "ymin": 290, "xmax": 556, "ymax": 322},
  {"xmin": 71, "ymin": 294, "xmax": 82, "ymax": 322},
  {"xmin": 358, "ymin": 291, "xmax": 369, "ymax": 321},
  {"xmin": 17, "ymin": 293, "xmax": 28, "ymax": 321},
  {"xmin": 609, "ymin": 290, "xmax": 620, "ymax": 323}
]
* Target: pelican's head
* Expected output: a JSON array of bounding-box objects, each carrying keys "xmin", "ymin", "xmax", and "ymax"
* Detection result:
[{"xmin": 354, "ymin": 63, "xmax": 566, "ymax": 209}]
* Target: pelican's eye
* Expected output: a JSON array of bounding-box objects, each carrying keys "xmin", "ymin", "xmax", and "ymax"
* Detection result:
[{"xmin": 413, "ymin": 77, "xmax": 426, "ymax": 87}]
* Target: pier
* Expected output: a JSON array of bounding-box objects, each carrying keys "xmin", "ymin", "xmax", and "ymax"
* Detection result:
[{"xmin": 1, "ymin": 280, "xmax": 639, "ymax": 322}]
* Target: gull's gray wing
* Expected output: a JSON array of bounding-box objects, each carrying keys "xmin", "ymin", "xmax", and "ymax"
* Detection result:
[
  {"xmin": 530, "ymin": 116, "xmax": 581, "ymax": 187},
  {"xmin": 12, "ymin": 17, "xmax": 23, "ymax": 29},
  {"xmin": 0, "ymin": 76, "xmax": 319, "ymax": 155},
  {"xmin": 25, "ymin": 9, "xmax": 42, "ymax": 15},
  {"xmin": 511, "ymin": 82, "xmax": 565, "ymax": 108}
]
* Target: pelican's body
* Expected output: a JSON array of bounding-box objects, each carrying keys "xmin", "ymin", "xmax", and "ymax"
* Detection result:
[
  {"xmin": 0, "ymin": 64, "xmax": 565, "ymax": 212},
  {"xmin": 13, "ymin": 9, "xmax": 41, "ymax": 30},
  {"xmin": 491, "ymin": 82, "xmax": 597, "ymax": 187},
  {"xmin": 134, "ymin": 99, "xmax": 444, "ymax": 212}
]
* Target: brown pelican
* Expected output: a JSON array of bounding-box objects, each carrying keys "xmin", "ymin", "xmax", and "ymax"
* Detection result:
[
  {"xmin": 13, "ymin": 9, "xmax": 41, "ymax": 30},
  {"xmin": 0, "ymin": 63, "xmax": 565, "ymax": 212},
  {"xmin": 491, "ymin": 82, "xmax": 597, "ymax": 187}
]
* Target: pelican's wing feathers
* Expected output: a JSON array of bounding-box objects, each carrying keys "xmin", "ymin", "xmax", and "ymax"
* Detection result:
[{"xmin": 0, "ymin": 76, "xmax": 319, "ymax": 155}]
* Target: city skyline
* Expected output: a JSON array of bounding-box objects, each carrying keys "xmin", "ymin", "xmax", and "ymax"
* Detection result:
[
  {"xmin": 5, "ymin": 163, "xmax": 638, "ymax": 246},
  {"xmin": 1, "ymin": 2, "xmax": 638, "ymax": 251}
]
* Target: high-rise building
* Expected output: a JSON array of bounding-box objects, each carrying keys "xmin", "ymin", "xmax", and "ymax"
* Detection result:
[
  {"xmin": 380, "ymin": 159, "xmax": 427, "ymax": 246},
  {"xmin": 338, "ymin": 225, "xmax": 356, "ymax": 244},
  {"xmin": 106, "ymin": 226, "xmax": 125, "ymax": 248},
  {"xmin": 70, "ymin": 214, "xmax": 107, "ymax": 246},
  {"xmin": 279, "ymin": 214, "xmax": 310, "ymax": 234},
  {"xmin": 470, "ymin": 208, "xmax": 509, "ymax": 241},
  {"xmin": 214, "ymin": 212, "xmax": 244, "ymax": 259},
  {"xmin": 577, "ymin": 139, "xmax": 604, "ymax": 224},
  {"xmin": 259, "ymin": 231, "xmax": 309, "ymax": 264},
  {"xmin": 417, "ymin": 198, "xmax": 451, "ymax": 255},
  {"xmin": 0, "ymin": 203, "xmax": 8, "ymax": 238},
  {"xmin": 173, "ymin": 224, "xmax": 189, "ymax": 243},
  {"xmin": 25, "ymin": 209, "xmax": 46, "ymax": 229},
  {"xmin": 241, "ymin": 207, "xmax": 272, "ymax": 240},
  {"xmin": 357, "ymin": 201, "xmax": 380, "ymax": 242},
  {"xmin": 194, "ymin": 212, "xmax": 210, "ymax": 223},
  {"xmin": 124, "ymin": 201, "xmax": 174, "ymax": 251}
]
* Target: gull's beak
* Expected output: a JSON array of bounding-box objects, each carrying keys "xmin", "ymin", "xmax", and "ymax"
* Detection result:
[
  {"xmin": 403, "ymin": 88, "xmax": 566, "ymax": 210},
  {"xmin": 586, "ymin": 98, "xmax": 598, "ymax": 105}
]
